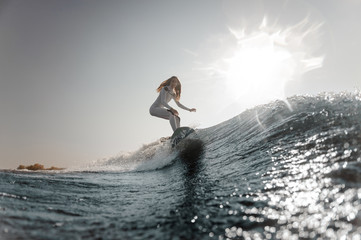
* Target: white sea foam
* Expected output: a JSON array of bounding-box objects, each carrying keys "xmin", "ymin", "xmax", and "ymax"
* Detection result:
[{"xmin": 71, "ymin": 138, "xmax": 177, "ymax": 173}]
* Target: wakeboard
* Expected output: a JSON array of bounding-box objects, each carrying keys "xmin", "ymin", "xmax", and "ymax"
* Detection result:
[{"xmin": 170, "ymin": 127, "xmax": 195, "ymax": 148}]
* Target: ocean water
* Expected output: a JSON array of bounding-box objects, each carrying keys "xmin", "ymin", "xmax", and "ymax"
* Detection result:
[{"xmin": 1, "ymin": 92, "xmax": 361, "ymax": 240}]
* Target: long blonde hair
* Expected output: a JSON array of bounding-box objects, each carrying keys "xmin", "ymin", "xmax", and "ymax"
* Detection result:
[{"xmin": 156, "ymin": 76, "xmax": 181, "ymax": 101}]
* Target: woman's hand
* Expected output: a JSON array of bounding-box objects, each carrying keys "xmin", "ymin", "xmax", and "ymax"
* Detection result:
[{"xmin": 190, "ymin": 108, "xmax": 196, "ymax": 112}]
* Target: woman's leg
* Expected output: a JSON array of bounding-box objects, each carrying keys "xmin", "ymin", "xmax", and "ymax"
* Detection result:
[
  {"xmin": 169, "ymin": 115, "xmax": 180, "ymax": 131},
  {"xmin": 150, "ymin": 107, "xmax": 170, "ymax": 120},
  {"xmin": 150, "ymin": 107, "xmax": 180, "ymax": 131}
]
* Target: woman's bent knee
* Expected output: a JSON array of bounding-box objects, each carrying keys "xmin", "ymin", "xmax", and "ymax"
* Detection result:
[{"xmin": 150, "ymin": 107, "xmax": 171, "ymax": 120}]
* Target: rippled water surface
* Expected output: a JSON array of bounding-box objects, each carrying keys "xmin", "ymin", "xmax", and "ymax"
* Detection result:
[{"xmin": 1, "ymin": 92, "xmax": 361, "ymax": 239}]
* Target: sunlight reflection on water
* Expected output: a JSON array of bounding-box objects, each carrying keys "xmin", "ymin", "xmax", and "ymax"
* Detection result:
[{"xmin": 226, "ymin": 132, "xmax": 361, "ymax": 239}]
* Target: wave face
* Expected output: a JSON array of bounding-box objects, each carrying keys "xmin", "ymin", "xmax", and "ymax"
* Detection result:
[{"xmin": 1, "ymin": 92, "xmax": 361, "ymax": 239}]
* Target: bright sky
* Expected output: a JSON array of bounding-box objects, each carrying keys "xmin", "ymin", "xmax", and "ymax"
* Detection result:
[{"xmin": 1, "ymin": 0, "xmax": 360, "ymax": 169}]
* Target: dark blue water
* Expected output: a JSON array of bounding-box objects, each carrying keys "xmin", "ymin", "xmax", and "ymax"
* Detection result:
[{"xmin": 1, "ymin": 92, "xmax": 361, "ymax": 239}]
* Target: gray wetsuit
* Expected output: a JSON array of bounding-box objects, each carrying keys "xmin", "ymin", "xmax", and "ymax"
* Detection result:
[{"xmin": 149, "ymin": 86, "xmax": 191, "ymax": 131}]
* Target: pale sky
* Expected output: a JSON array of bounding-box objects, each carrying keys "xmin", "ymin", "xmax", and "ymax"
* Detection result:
[{"xmin": 1, "ymin": 0, "xmax": 360, "ymax": 169}]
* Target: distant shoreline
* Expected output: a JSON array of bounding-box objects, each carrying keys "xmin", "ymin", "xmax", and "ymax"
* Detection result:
[{"xmin": 17, "ymin": 163, "xmax": 65, "ymax": 171}]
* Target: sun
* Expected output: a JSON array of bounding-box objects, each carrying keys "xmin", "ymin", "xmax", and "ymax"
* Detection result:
[
  {"xmin": 209, "ymin": 18, "xmax": 324, "ymax": 109},
  {"xmin": 225, "ymin": 32, "xmax": 294, "ymax": 102}
]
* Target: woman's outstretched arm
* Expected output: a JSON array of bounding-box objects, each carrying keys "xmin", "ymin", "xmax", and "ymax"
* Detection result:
[{"xmin": 175, "ymin": 101, "xmax": 196, "ymax": 112}]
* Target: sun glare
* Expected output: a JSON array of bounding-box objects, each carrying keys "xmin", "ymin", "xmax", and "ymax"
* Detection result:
[
  {"xmin": 207, "ymin": 18, "xmax": 324, "ymax": 109},
  {"xmin": 225, "ymin": 33, "xmax": 294, "ymax": 101}
]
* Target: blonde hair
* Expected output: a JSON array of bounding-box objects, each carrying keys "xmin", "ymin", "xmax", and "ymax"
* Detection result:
[{"xmin": 156, "ymin": 76, "xmax": 181, "ymax": 101}]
